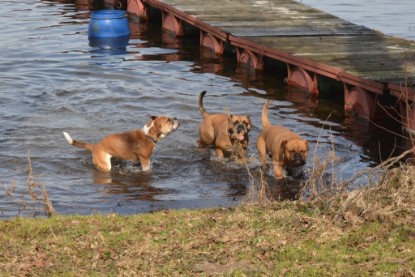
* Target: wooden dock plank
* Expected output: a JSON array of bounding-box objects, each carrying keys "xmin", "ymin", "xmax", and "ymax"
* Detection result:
[
  {"xmin": 145, "ymin": 0, "xmax": 415, "ymax": 93},
  {"xmin": 166, "ymin": 0, "xmax": 374, "ymax": 36},
  {"xmin": 247, "ymin": 34, "xmax": 415, "ymax": 83}
]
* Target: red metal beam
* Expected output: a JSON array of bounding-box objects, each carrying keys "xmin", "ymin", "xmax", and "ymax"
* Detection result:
[{"xmin": 229, "ymin": 35, "xmax": 386, "ymax": 95}]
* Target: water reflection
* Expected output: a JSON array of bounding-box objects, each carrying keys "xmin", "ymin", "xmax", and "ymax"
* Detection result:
[
  {"xmin": 89, "ymin": 36, "xmax": 130, "ymax": 55},
  {"xmin": 93, "ymin": 169, "xmax": 166, "ymax": 201},
  {"xmin": 75, "ymin": 0, "xmax": 93, "ymax": 11},
  {"xmin": 160, "ymin": 31, "xmax": 202, "ymax": 62},
  {"xmin": 198, "ymin": 43, "xmax": 227, "ymax": 74}
]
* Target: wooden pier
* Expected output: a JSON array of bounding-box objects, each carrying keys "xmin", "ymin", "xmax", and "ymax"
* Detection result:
[{"xmin": 126, "ymin": 0, "xmax": 415, "ymax": 132}]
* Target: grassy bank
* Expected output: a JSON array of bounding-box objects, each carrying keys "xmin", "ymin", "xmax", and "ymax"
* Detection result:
[{"xmin": 1, "ymin": 162, "xmax": 415, "ymax": 276}]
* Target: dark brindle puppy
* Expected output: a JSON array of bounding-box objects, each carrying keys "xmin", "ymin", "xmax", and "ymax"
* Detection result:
[{"xmin": 197, "ymin": 91, "xmax": 251, "ymax": 160}]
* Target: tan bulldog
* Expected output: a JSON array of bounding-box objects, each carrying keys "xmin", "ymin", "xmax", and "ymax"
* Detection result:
[
  {"xmin": 197, "ymin": 91, "xmax": 252, "ymax": 160},
  {"xmin": 63, "ymin": 116, "xmax": 180, "ymax": 172},
  {"xmin": 256, "ymin": 100, "xmax": 309, "ymax": 178}
]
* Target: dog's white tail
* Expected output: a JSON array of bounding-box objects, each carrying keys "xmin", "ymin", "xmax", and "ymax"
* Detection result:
[
  {"xmin": 63, "ymin": 131, "xmax": 94, "ymax": 150},
  {"xmin": 63, "ymin": 132, "xmax": 73, "ymax": 145}
]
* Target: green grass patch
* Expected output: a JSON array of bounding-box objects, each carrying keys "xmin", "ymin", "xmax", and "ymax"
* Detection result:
[{"xmin": 1, "ymin": 202, "xmax": 414, "ymax": 276}]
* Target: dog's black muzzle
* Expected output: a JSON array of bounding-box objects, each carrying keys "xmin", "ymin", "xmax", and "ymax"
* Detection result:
[
  {"xmin": 292, "ymin": 153, "xmax": 306, "ymax": 166},
  {"xmin": 236, "ymin": 124, "xmax": 247, "ymax": 134}
]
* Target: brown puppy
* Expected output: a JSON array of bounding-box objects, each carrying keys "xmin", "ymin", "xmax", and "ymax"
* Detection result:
[
  {"xmin": 197, "ymin": 91, "xmax": 251, "ymax": 160},
  {"xmin": 63, "ymin": 116, "xmax": 180, "ymax": 172},
  {"xmin": 256, "ymin": 100, "xmax": 308, "ymax": 178}
]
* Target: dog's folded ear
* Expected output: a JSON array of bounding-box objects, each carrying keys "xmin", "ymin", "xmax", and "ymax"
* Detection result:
[
  {"xmin": 279, "ymin": 140, "xmax": 288, "ymax": 161},
  {"xmin": 244, "ymin": 116, "xmax": 252, "ymax": 131},
  {"xmin": 144, "ymin": 116, "xmax": 158, "ymax": 129}
]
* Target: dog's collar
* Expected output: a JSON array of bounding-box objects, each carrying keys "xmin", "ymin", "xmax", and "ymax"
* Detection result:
[{"xmin": 145, "ymin": 134, "xmax": 158, "ymax": 144}]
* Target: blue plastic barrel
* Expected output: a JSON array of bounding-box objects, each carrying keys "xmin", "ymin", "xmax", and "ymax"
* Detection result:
[{"xmin": 88, "ymin": 10, "xmax": 130, "ymax": 39}]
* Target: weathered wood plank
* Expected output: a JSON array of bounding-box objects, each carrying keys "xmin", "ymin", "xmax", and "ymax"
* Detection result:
[
  {"xmin": 246, "ymin": 34, "xmax": 415, "ymax": 82},
  {"xmin": 168, "ymin": 0, "xmax": 374, "ymax": 36}
]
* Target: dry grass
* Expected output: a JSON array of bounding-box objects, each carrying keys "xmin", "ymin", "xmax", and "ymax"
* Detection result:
[
  {"xmin": 244, "ymin": 142, "xmax": 415, "ymax": 228},
  {"xmin": 302, "ymin": 151, "xmax": 415, "ymax": 225},
  {"xmin": 2, "ymin": 156, "xmax": 55, "ymax": 217},
  {"xmin": 296, "ymin": 84, "xmax": 415, "ymax": 225},
  {"xmin": 334, "ymin": 156, "xmax": 415, "ymax": 223},
  {"xmin": 244, "ymin": 165, "xmax": 271, "ymax": 206},
  {"xmin": 0, "ymin": 192, "xmax": 413, "ymax": 276}
]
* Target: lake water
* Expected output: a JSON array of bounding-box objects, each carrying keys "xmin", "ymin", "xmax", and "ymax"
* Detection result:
[
  {"xmin": 300, "ymin": 0, "xmax": 415, "ymax": 41},
  {"xmin": 0, "ymin": 0, "xmax": 412, "ymax": 218}
]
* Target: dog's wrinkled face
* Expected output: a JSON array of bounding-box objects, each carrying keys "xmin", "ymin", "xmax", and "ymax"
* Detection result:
[
  {"xmin": 145, "ymin": 116, "xmax": 180, "ymax": 140},
  {"xmin": 281, "ymin": 138, "xmax": 309, "ymax": 167},
  {"xmin": 227, "ymin": 114, "xmax": 251, "ymax": 142}
]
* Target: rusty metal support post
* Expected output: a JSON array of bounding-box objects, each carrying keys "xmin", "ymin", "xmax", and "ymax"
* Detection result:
[
  {"xmin": 236, "ymin": 48, "xmax": 263, "ymax": 70},
  {"xmin": 200, "ymin": 31, "xmax": 224, "ymax": 55},
  {"xmin": 127, "ymin": 0, "xmax": 148, "ymax": 21},
  {"xmin": 162, "ymin": 12, "xmax": 184, "ymax": 36},
  {"xmin": 344, "ymin": 85, "xmax": 378, "ymax": 120},
  {"xmin": 287, "ymin": 65, "xmax": 319, "ymax": 95}
]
